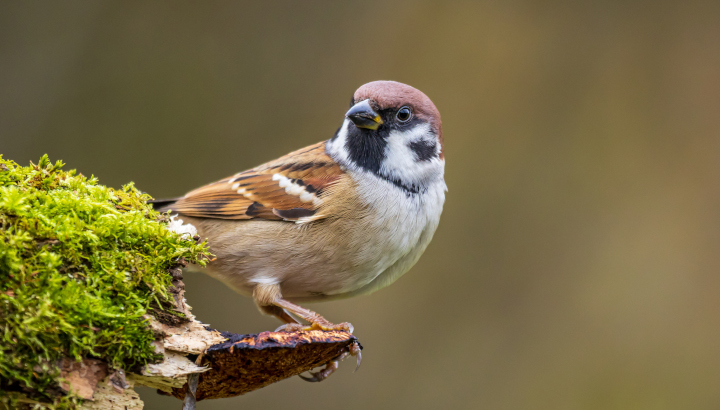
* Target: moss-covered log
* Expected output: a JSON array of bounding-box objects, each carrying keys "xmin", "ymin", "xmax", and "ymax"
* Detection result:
[{"xmin": 0, "ymin": 156, "xmax": 362, "ymax": 409}]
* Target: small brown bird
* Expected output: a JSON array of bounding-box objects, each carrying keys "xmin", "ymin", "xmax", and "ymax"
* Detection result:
[{"xmin": 154, "ymin": 81, "xmax": 446, "ymax": 379}]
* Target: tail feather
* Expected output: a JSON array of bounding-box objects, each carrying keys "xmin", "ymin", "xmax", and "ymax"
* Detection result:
[{"xmin": 148, "ymin": 197, "xmax": 181, "ymax": 213}]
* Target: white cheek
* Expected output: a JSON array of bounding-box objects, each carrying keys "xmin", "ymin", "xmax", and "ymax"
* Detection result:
[
  {"xmin": 384, "ymin": 135, "xmax": 418, "ymax": 169},
  {"xmin": 380, "ymin": 124, "xmax": 443, "ymax": 186}
]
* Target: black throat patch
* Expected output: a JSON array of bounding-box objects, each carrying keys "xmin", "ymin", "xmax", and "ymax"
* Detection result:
[
  {"xmin": 344, "ymin": 125, "xmax": 389, "ymax": 175},
  {"xmin": 343, "ymin": 124, "xmax": 427, "ymax": 195}
]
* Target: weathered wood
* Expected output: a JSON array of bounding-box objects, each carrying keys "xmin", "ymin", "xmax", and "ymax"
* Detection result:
[
  {"xmin": 59, "ymin": 359, "xmax": 108, "ymax": 400},
  {"xmin": 170, "ymin": 330, "xmax": 360, "ymax": 401},
  {"xmin": 24, "ymin": 276, "xmax": 362, "ymax": 409},
  {"xmin": 81, "ymin": 374, "xmax": 143, "ymax": 410}
]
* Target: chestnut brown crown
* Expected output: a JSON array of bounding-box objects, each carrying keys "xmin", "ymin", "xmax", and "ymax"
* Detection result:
[{"xmin": 352, "ymin": 81, "xmax": 443, "ymax": 158}]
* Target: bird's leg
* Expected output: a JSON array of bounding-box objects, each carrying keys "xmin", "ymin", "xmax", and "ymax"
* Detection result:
[
  {"xmin": 258, "ymin": 304, "xmax": 300, "ymax": 327},
  {"xmin": 253, "ymin": 284, "xmax": 360, "ymax": 382},
  {"xmin": 253, "ymin": 283, "xmax": 353, "ymax": 333},
  {"xmin": 254, "ymin": 283, "xmax": 303, "ymax": 331}
]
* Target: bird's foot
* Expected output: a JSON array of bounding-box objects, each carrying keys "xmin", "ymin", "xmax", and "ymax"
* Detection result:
[
  {"xmin": 307, "ymin": 319, "xmax": 354, "ymax": 334},
  {"xmin": 270, "ymin": 297, "xmax": 354, "ymax": 333},
  {"xmin": 299, "ymin": 340, "xmax": 362, "ymax": 382}
]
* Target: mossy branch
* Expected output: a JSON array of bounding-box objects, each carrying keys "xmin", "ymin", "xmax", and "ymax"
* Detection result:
[{"xmin": 0, "ymin": 156, "xmax": 360, "ymax": 410}]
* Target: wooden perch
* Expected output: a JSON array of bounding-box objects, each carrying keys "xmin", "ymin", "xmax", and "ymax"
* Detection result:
[
  {"xmin": 0, "ymin": 157, "xmax": 365, "ymax": 409},
  {"xmin": 5, "ymin": 257, "xmax": 362, "ymax": 409},
  {"xmin": 170, "ymin": 329, "xmax": 360, "ymax": 401},
  {"xmin": 8, "ymin": 254, "xmax": 361, "ymax": 409},
  {"xmin": 59, "ymin": 316, "xmax": 360, "ymax": 409},
  {"xmin": 53, "ymin": 270, "xmax": 361, "ymax": 409}
]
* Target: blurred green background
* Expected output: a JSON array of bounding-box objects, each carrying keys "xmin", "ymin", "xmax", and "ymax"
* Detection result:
[{"xmin": 2, "ymin": 1, "xmax": 720, "ymax": 409}]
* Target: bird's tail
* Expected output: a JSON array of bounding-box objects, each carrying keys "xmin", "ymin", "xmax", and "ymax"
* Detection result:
[{"xmin": 147, "ymin": 197, "xmax": 182, "ymax": 213}]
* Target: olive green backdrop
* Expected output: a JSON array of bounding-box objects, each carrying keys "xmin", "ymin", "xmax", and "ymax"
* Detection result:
[{"xmin": 3, "ymin": 1, "xmax": 720, "ymax": 409}]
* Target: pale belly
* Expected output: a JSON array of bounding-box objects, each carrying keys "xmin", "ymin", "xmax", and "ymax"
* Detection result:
[{"xmin": 184, "ymin": 178, "xmax": 445, "ymax": 302}]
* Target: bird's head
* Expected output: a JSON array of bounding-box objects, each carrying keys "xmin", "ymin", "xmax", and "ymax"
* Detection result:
[{"xmin": 327, "ymin": 81, "xmax": 444, "ymax": 194}]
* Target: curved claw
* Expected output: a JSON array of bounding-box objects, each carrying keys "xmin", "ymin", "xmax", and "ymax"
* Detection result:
[
  {"xmin": 297, "ymin": 340, "xmax": 363, "ymax": 382},
  {"xmin": 299, "ymin": 360, "xmax": 339, "ymax": 382},
  {"xmin": 298, "ymin": 373, "xmax": 322, "ymax": 383},
  {"xmin": 344, "ymin": 340, "xmax": 362, "ymax": 372},
  {"xmin": 354, "ymin": 348, "xmax": 362, "ymax": 372}
]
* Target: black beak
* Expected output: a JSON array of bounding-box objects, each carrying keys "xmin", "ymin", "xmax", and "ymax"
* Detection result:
[{"xmin": 345, "ymin": 100, "xmax": 383, "ymax": 130}]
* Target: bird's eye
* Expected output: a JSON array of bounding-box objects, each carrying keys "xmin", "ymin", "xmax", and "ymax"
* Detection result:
[{"xmin": 396, "ymin": 106, "xmax": 412, "ymax": 123}]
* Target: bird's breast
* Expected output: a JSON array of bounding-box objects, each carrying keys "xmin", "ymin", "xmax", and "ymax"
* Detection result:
[{"xmin": 326, "ymin": 172, "xmax": 447, "ymax": 293}]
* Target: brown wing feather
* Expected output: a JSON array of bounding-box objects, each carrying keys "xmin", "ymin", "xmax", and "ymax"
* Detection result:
[{"xmin": 169, "ymin": 142, "xmax": 344, "ymax": 222}]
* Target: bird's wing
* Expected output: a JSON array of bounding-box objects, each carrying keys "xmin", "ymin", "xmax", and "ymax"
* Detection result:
[{"xmin": 167, "ymin": 141, "xmax": 346, "ymax": 222}]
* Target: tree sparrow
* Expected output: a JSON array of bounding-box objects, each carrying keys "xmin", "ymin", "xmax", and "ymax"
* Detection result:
[{"xmin": 154, "ymin": 81, "xmax": 445, "ymax": 376}]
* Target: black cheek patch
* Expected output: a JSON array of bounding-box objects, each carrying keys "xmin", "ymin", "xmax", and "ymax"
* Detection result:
[{"xmin": 408, "ymin": 140, "xmax": 438, "ymax": 162}]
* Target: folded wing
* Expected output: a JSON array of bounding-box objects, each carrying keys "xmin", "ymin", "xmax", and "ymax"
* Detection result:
[{"xmin": 168, "ymin": 142, "xmax": 344, "ymax": 223}]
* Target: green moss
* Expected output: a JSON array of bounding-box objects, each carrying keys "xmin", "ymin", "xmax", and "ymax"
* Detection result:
[{"xmin": 0, "ymin": 155, "xmax": 210, "ymax": 408}]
